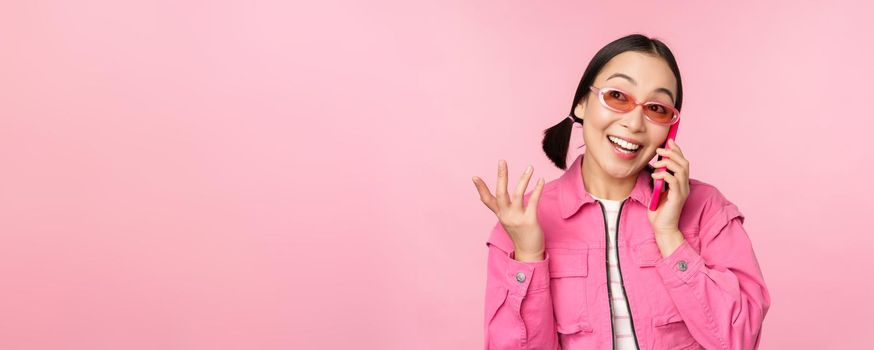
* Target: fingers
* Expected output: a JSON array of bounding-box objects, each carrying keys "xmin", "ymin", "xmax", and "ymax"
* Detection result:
[
  {"xmin": 655, "ymin": 144, "xmax": 688, "ymax": 168},
  {"xmin": 651, "ymin": 170, "xmax": 681, "ymax": 200},
  {"xmin": 651, "ymin": 169, "xmax": 676, "ymax": 182},
  {"xmin": 512, "ymin": 165, "xmax": 534, "ymax": 205},
  {"xmin": 472, "ymin": 176, "xmax": 498, "ymax": 213},
  {"xmin": 654, "ymin": 140, "xmax": 689, "ymax": 188},
  {"xmin": 668, "ymin": 139, "xmax": 684, "ymax": 157},
  {"xmin": 652, "ymin": 157, "xmax": 687, "ymax": 179},
  {"xmin": 526, "ymin": 177, "xmax": 545, "ymax": 216},
  {"xmin": 483, "ymin": 160, "xmax": 544, "ymax": 214},
  {"xmin": 651, "ymin": 164, "xmax": 689, "ymax": 197},
  {"xmin": 495, "ymin": 160, "xmax": 510, "ymax": 208}
]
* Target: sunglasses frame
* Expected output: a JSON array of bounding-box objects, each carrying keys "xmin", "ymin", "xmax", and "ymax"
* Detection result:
[{"xmin": 588, "ymin": 85, "xmax": 680, "ymax": 125}]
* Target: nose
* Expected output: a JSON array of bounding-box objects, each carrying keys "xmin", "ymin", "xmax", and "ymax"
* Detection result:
[{"xmin": 619, "ymin": 104, "xmax": 646, "ymax": 132}]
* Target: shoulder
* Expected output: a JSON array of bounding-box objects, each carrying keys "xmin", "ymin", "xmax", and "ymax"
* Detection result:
[
  {"xmin": 682, "ymin": 177, "xmax": 745, "ymax": 234},
  {"xmin": 686, "ymin": 178, "xmax": 737, "ymax": 211}
]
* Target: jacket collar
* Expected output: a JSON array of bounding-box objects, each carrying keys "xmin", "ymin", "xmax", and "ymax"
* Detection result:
[{"xmin": 558, "ymin": 153, "xmax": 653, "ymax": 219}]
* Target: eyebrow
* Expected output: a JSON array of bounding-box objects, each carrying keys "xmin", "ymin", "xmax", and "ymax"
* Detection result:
[{"xmin": 606, "ymin": 73, "xmax": 675, "ymax": 103}]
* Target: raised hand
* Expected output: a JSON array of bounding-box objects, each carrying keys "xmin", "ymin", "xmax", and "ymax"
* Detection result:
[{"xmin": 472, "ymin": 160, "xmax": 546, "ymax": 262}]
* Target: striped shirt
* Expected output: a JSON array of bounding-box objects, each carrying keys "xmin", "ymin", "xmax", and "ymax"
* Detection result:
[{"xmin": 589, "ymin": 192, "xmax": 639, "ymax": 349}]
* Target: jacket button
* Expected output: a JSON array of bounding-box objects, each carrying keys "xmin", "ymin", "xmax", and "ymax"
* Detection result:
[
  {"xmin": 515, "ymin": 272, "xmax": 526, "ymax": 283},
  {"xmin": 677, "ymin": 260, "xmax": 688, "ymax": 271}
]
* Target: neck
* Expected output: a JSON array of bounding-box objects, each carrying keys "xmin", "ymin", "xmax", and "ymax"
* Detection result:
[{"xmin": 581, "ymin": 153, "xmax": 636, "ymax": 201}]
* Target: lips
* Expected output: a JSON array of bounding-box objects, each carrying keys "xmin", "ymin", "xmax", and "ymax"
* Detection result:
[
  {"xmin": 607, "ymin": 135, "xmax": 643, "ymax": 147},
  {"xmin": 606, "ymin": 135, "xmax": 642, "ymax": 152},
  {"xmin": 607, "ymin": 135, "xmax": 641, "ymax": 160}
]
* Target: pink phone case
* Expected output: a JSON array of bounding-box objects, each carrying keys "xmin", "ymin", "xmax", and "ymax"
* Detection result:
[{"xmin": 649, "ymin": 119, "xmax": 681, "ymax": 211}]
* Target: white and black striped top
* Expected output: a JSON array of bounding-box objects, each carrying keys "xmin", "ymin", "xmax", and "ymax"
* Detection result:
[{"xmin": 589, "ymin": 192, "xmax": 639, "ymax": 350}]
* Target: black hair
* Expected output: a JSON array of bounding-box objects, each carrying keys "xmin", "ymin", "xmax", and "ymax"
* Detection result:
[{"xmin": 541, "ymin": 33, "xmax": 684, "ymax": 190}]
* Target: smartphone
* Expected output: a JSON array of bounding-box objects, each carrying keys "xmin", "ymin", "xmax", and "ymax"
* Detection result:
[{"xmin": 648, "ymin": 119, "xmax": 681, "ymax": 211}]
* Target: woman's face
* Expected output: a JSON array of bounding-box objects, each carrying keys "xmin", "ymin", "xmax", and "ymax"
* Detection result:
[{"xmin": 574, "ymin": 51, "xmax": 679, "ymax": 179}]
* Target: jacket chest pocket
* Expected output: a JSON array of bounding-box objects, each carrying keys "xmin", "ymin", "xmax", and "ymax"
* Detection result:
[
  {"xmin": 547, "ymin": 246, "xmax": 593, "ymax": 335},
  {"xmin": 632, "ymin": 238, "xmax": 699, "ymax": 349}
]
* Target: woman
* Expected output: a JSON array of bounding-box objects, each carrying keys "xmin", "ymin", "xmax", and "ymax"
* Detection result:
[{"xmin": 471, "ymin": 34, "xmax": 771, "ymax": 349}]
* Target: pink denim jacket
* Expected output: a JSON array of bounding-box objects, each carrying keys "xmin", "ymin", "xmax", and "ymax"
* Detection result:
[{"xmin": 484, "ymin": 153, "xmax": 771, "ymax": 349}]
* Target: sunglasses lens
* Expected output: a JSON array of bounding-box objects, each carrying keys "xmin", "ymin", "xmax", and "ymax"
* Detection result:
[
  {"xmin": 597, "ymin": 87, "xmax": 677, "ymax": 124},
  {"xmin": 602, "ymin": 89, "xmax": 634, "ymax": 111},
  {"xmin": 643, "ymin": 103, "xmax": 676, "ymax": 124}
]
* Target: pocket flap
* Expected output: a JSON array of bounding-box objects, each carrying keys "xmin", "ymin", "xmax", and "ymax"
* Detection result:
[
  {"xmin": 556, "ymin": 319, "xmax": 593, "ymax": 334},
  {"xmin": 632, "ymin": 239, "xmax": 663, "ymax": 267},
  {"xmin": 654, "ymin": 310, "xmax": 685, "ymax": 327},
  {"xmin": 547, "ymin": 246, "xmax": 588, "ymax": 277}
]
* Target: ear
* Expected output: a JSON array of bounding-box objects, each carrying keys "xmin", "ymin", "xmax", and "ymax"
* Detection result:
[{"xmin": 573, "ymin": 99, "xmax": 587, "ymax": 120}]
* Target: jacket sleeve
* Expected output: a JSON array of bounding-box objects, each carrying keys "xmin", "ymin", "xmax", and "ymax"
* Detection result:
[
  {"xmin": 484, "ymin": 221, "xmax": 560, "ymax": 350},
  {"xmin": 654, "ymin": 194, "xmax": 772, "ymax": 350}
]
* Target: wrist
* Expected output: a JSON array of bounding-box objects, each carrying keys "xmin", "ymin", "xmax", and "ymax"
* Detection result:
[
  {"xmin": 654, "ymin": 230, "xmax": 685, "ymax": 258},
  {"xmin": 653, "ymin": 227, "xmax": 681, "ymax": 236},
  {"xmin": 513, "ymin": 249, "xmax": 545, "ymax": 262}
]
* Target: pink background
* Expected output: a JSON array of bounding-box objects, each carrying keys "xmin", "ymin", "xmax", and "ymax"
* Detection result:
[{"xmin": 1, "ymin": 0, "xmax": 872, "ymax": 349}]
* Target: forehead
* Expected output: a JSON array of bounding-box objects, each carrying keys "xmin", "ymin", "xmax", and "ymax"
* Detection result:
[{"xmin": 596, "ymin": 51, "xmax": 677, "ymax": 96}]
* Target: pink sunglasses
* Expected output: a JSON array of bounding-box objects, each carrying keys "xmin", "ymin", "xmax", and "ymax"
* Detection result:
[{"xmin": 589, "ymin": 85, "xmax": 680, "ymax": 125}]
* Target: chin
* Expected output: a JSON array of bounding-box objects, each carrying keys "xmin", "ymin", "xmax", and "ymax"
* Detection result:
[
  {"xmin": 602, "ymin": 160, "xmax": 639, "ymax": 178},
  {"xmin": 608, "ymin": 167, "xmax": 637, "ymax": 179}
]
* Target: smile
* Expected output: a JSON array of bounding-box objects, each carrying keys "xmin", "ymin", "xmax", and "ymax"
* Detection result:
[{"xmin": 607, "ymin": 135, "xmax": 641, "ymax": 152}]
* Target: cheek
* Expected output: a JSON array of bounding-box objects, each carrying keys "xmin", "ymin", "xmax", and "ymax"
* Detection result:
[
  {"xmin": 643, "ymin": 149, "xmax": 657, "ymax": 161},
  {"xmin": 590, "ymin": 108, "xmax": 617, "ymax": 123},
  {"xmin": 647, "ymin": 133, "xmax": 668, "ymax": 150}
]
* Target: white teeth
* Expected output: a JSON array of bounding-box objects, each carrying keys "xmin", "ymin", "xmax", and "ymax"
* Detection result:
[{"xmin": 608, "ymin": 136, "xmax": 641, "ymax": 150}]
